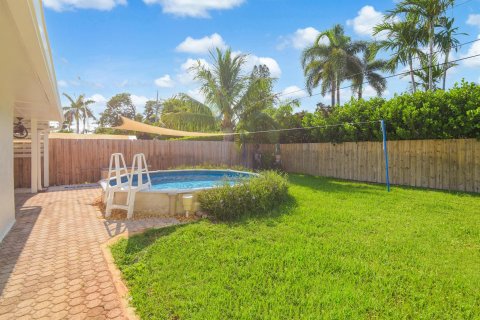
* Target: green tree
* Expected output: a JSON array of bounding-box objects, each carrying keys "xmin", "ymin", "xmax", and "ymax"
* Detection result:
[
  {"xmin": 62, "ymin": 93, "xmax": 95, "ymax": 134},
  {"xmin": 351, "ymin": 45, "xmax": 389, "ymax": 99},
  {"xmin": 160, "ymin": 94, "xmax": 218, "ymax": 132},
  {"xmin": 387, "ymin": 0, "xmax": 455, "ymax": 90},
  {"xmin": 373, "ymin": 16, "xmax": 426, "ymax": 93},
  {"xmin": 143, "ymin": 100, "xmax": 163, "ymax": 124},
  {"xmin": 189, "ymin": 48, "xmax": 277, "ymax": 141},
  {"xmin": 98, "ymin": 93, "xmax": 136, "ymax": 128},
  {"xmin": 436, "ymin": 17, "xmax": 464, "ymax": 90},
  {"xmin": 302, "ymin": 24, "xmax": 364, "ymax": 106}
]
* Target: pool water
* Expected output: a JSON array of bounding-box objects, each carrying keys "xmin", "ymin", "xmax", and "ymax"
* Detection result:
[{"xmin": 108, "ymin": 170, "xmax": 255, "ymax": 191}]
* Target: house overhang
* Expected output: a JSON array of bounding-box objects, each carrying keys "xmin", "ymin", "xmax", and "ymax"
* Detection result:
[{"xmin": 0, "ymin": 0, "xmax": 62, "ymax": 122}]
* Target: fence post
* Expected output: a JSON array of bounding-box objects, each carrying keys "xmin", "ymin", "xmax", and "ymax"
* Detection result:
[{"xmin": 380, "ymin": 120, "xmax": 390, "ymax": 192}]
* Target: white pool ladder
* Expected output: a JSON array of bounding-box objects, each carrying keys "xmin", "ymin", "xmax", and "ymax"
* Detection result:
[{"xmin": 105, "ymin": 153, "xmax": 151, "ymax": 219}]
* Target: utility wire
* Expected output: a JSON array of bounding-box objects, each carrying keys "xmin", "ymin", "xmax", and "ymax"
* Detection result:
[{"xmin": 210, "ymin": 52, "xmax": 480, "ymax": 137}]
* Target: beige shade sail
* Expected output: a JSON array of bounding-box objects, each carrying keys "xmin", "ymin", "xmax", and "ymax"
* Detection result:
[{"xmin": 113, "ymin": 116, "xmax": 227, "ymax": 137}]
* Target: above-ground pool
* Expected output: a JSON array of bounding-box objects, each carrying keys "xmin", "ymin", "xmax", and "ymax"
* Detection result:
[{"xmin": 101, "ymin": 169, "xmax": 256, "ymax": 217}]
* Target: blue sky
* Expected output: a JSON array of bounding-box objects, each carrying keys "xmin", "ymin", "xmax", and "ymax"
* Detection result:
[{"xmin": 43, "ymin": 0, "xmax": 480, "ymax": 121}]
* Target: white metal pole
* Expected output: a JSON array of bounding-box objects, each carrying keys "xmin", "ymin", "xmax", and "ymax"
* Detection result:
[
  {"xmin": 43, "ymin": 130, "xmax": 49, "ymax": 187},
  {"xmin": 30, "ymin": 119, "xmax": 38, "ymax": 193}
]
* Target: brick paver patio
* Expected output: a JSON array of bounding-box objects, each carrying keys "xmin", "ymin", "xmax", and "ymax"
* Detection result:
[{"xmin": 0, "ymin": 187, "xmax": 179, "ymax": 319}]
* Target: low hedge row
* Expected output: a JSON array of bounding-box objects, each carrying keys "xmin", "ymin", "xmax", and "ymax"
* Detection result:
[{"xmin": 197, "ymin": 171, "xmax": 289, "ymax": 220}]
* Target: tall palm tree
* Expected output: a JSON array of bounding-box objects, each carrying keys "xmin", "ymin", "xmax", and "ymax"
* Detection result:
[
  {"xmin": 373, "ymin": 16, "xmax": 426, "ymax": 93},
  {"xmin": 62, "ymin": 93, "xmax": 95, "ymax": 134},
  {"xmin": 189, "ymin": 48, "xmax": 277, "ymax": 141},
  {"xmin": 410, "ymin": 56, "xmax": 444, "ymax": 91},
  {"xmin": 436, "ymin": 17, "xmax": 464, "ymax": 90},
  {"xmin": 302, "ymin": 24, "xmax": 364, "ymax": 106},
  {"xmin": 81, "ymin": 104, "xmax": 96, "ymax": 134},
  {"xmin": 192, "ymin": 48, "xmax": 247, "ymax": 138},
  {"xmin": 351, "ymin": 45, "xmax": 389, "ymax": 99},
  {"xmin": 386, "ymin": 0, "xmax": 455, "ymax": 90}
]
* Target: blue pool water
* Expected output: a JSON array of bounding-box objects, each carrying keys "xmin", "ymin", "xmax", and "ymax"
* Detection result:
[{"xmin": 108, "ymin": 170, "xmax": 255, "ymax": 191}]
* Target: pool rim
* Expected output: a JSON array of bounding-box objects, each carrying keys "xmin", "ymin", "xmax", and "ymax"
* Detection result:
[{"xmin": 99, "ymin": 168, "xmax": 258, "ymax": 194}]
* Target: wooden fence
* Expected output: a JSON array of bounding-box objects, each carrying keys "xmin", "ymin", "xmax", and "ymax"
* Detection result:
[
  {"xmin": 261, "ymin": 139, "xmax": 480, "ymax": 193},
  {"xmin": 13, "ymin": 138, "xmax": 480, "ymax": 193}
]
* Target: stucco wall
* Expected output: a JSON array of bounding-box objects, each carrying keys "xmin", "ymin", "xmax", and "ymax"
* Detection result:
[{"xmin": 0, "ymin": 101, "xmax": 15, "ymax": 241}]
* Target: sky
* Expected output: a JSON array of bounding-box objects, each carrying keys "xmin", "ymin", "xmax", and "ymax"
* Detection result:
[{"xmin": 43, "ymin": 0, "xmax": 480, "ymax": 124}]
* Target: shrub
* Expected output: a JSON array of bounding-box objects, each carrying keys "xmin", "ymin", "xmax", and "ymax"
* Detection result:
[
  {"xmin": 197, "ymin": 171, "xmax": 289, "ymax": 220},
  {"xmin": 302, "ymin": 80, "xmax": 480, "ymax": 142}
]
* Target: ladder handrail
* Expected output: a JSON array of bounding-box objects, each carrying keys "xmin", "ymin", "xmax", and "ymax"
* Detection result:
[{"xmin": 105, "ymin": 153, "xmax": 152, "ymax": 219}]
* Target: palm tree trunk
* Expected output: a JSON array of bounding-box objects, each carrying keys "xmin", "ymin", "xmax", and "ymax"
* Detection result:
[
  {"xmin": 336, "ymin": 74, "xmax": 340, "ymax": 106},
  {"xmin": 442, "ymin": 48, "xmax": 449, "ymax": 91},
  {"xmin": 222, "ymin": 115, "xmax": 234, "ymax": 141},
  {"xmin": 409, "ymin": 57, "xmax": 416, "ymax": 93},
  {"xmin": 331, "ymin": 81, "xmax": 336, "ymax": 107},
  {"xmin": 83, "ymin": 117, "xmax": 86, "ymax": 134},
  {"xmin": 358, "ymin": 83, "xmax": 363, "ymax": 100},
  {"xmin": 428, "ymin": 21, "xmax": 434, "ymax": 91},
  {"xmin": 76, "ymin": 117, "xmax": 80, "ymax": 134}
]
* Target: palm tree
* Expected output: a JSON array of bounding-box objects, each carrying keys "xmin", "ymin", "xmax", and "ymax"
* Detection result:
[
  {"xmin": 436, "ymin": 17, "xmax": 465, "ymax": 90},
  {"xmin": 81, "ymin": 104, "xmax": 96, "ymax": 134},
  {"xmin": 351, "ymin": 45, "xmax": 389, "ymax": 99},
  {"xmin": 189, "ymin": 48, "xmax": 277, "ymax": 141},
  {"xmin": 302, "ymin": 24, "xmax": 364, "ymax": 106},
  {"xmin": 62, "ymin": 93, "xmax": 95, "ymax": 134},
  {"xmin": 160, "ymin": 94, "xmax": 218, "ymax": 132},
  {"xmin": 410, "ymin": 56, "xmax": 445, "ymax": 91},
  {"xmin": 373, "ymin": 17, "xmax": 426, "ymax": 93},
  {"xmin": 386, "ymin": 0, "xmax": 454, "ymax": 90}
]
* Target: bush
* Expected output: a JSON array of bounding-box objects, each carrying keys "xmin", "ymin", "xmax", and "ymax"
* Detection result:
[
  {"xmin": 302, "ymin": 80, "xmax": 480, "ymax": 142},
  {"xmin": 197, "ymin": 171, "xmax": 289, "ymax": 220}
]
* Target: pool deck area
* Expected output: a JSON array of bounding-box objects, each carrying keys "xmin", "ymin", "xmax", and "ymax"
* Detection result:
[{"xmin": 0, "ymin": 187, "xmax": 179, "ymax": 319}]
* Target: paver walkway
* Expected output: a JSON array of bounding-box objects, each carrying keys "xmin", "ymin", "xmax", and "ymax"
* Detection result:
[{"xmin": 0, "ymin": 187, "xmax": 179, "ymax": 319}]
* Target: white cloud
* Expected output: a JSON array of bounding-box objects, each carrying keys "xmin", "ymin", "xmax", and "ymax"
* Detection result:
[
  {"xmin": 462, "ymin": 35, "xmax": 480, "ymax": 67},
  {"xmin": 467, "ymin": 14, "xmax": 480, "ymax": 28},
  {"xmin": 131, "ymin": 95, "xmax": 150, "ymax": 111},
  {"xmin": 154, "ymin": 74, "xmax": 175, "ymax": 88},
  {"xmin": 347, "ymin": 6, "xmax": 384, "ymax": 39},
  {"xmin": 176, "ymin": 58, "xmax": 210, "ymax": 84},
  {"xmin": 143, "ymin": 0, "xmax": 245, "ymax": 18},
  {"xmin": 187, "ymin": 88, "xmax": 206, "ymax": 103},
  {"xmin": 277, "ymin": 27, "xmax": 328, "ymax": 50},
  {"xmin": 280, "ymin": 86, "xmax": 308, "ymax": 100},
  {"xmin": 176, "ymin": 33, "xmax": 226, "ymax": 54},
  {"xmin": 87, "ymin": 94, "xmax": 108, "ymax": 114},
  {"xmin": 245, "ymin": 55, "xmax": 282, "ymax": 78},
  {"xmin": 58, "ymin": 80, "xmax": 68, "ymax": 87},
  {"xmin": 43, "ymin": 0, "xmax": 127, "ymax": 11}
]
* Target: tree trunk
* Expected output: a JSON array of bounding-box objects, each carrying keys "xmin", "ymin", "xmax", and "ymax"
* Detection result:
[
  {"xmin": 442, "ymin": 48, "xmax": 449, "ymax": 91},
  {"xmin": 428, "ymin": 21, "xmax": 434, "ymax": 91},
  {"xmin": 222, "ymin": 116, "xmax": 234, "ymax": 141},
  {"xmin": 331, "ymin": 81, "xmax": 336, "ymax": 107},
  {"xmin": 358, "ymin": 83, "xmax": 363, "ymax": 100},
  {"xmin": 83, "ymin": 117, "xmax": 86, "ymax": 134},
  {"xmin": 336, "ymin": 74, "xmax": 340, "ymax": 106},
  {"xmin": 409, "ymin": 57, "xmax": 416, "ymax": 93},
  {"xmin": 75, "ymin": 117, "xmax": 80, "ymax": 134}
]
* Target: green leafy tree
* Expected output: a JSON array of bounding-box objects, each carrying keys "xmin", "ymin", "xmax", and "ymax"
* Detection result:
[
  {"xmin": 62, "ymin": 93, "xmax": 95, "ymax": 134},
  {"xmin": 373, "ymin": 16, "xmax": 426, "ymax": 93},
  {"xmin": 160, "ymin": 94, "xmax": 218, "ymax": 132},
  {"xmin": 386, "ymin": 0, "xmax": 455, "ymax": 90},
  {"xmin": 188, "ymin": 48, "xmax": 277, "ymax": 141},
  {"xmin": 143, "ymin": 100, "xmax": 163, "ymax": 124},
  {"xmin": 302, "ymin": 24, "xmax": 364, "ymax": 106},
  {"xmin": 436, "ymin": 17, "xmax": 465, "ymax": 90},
  {"xmin": 98, "ymin": 93, "xmax": 136, "ymax": 128},
  {"xmin": 351, "ymin": 45, "xmax": 389, "ymax": 99}
]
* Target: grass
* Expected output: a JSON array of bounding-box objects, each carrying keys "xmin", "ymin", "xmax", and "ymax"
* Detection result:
[{"xmin": 110, "ymin": 175, "xmax": 480, "ymax": 319}]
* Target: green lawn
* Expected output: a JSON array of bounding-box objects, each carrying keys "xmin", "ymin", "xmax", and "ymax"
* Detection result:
[{"xmin": 111, "ymin": 175, "xmax": 480, "ymax": 319}]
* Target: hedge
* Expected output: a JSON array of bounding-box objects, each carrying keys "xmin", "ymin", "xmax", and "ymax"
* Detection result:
[
  {"xmin": 197, "ymin": 171, "xmax": 289, "ymax": 220},
  {"xmin": 302, "ymin": 80, "xmax": 480, "ymax": 143}
]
